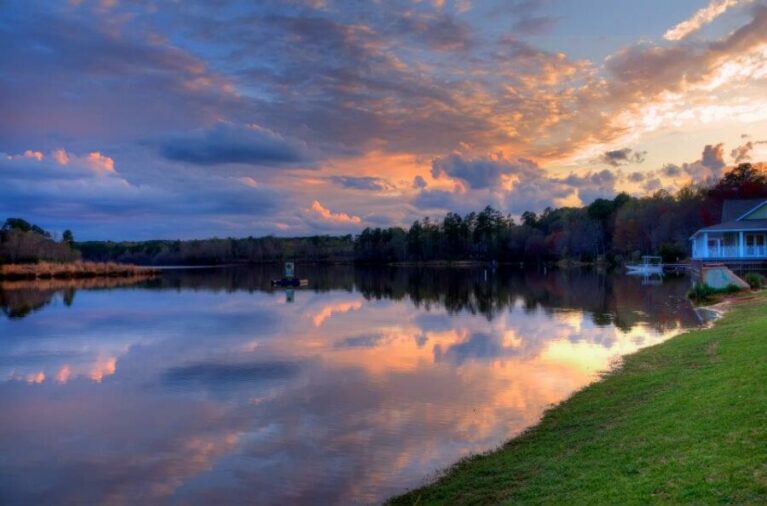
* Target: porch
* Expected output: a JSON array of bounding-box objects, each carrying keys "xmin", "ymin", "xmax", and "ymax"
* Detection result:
[{"xmin": 691, "ymin": 231, "xmax": 767, "ymax": 259}]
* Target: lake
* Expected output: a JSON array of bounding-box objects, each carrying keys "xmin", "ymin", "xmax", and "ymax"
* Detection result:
[{"xmin": 0, "ymin": 266, "xmax": 704, "ymax": 505}]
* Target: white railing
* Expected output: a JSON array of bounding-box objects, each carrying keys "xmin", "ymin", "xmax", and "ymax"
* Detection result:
[{"xmin": 698, "ymin": 246, "xmax": 767, "ymax": 258}]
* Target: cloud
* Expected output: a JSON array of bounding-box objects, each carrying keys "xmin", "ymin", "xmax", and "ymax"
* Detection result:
[
  {"xmin": 160, "ymin": 123, "xmax": 310, "ymax": 166},
  {"xmin": 655, "ymin": 143, "xmax": 728, "ymax": 185},
  {"xmin": 2, "ymin": 149, "xmax": 116, "ymax": 180},
  {"xmin": 396, "ymin": 11, "xmax": 473, "ymax": 51},
  {"xmin": 7, "ymin": 1, "xmax": 767, "ymax": 238},
  {"xmin": 417, "ymin": 153, "xmax": 618, "ymax": 215},
  {"xmin": 0, "ymin": 3, "xmax": 240, "ymax": 147},
  {"xmin": 729, "ymin": 138, "xmax": 767, "ymax": 162},
  {"xmin": 307, "ymin": 200, "xmax": 361, "ymax": 225},
  {"xmin": 598, "ymin": 148, "xmax": 646, "ymax": 167},
  {"xmin": 664, "ymin": 0, "xmax": 746, "ymax": 41},
  {"xmin": 163, "ymin": 361, "xmax": 301, "ymax": 386},
  {"xmin": 701, "ymin": 142, "xmax": 726, "ymax": 171},
  {"xmin": 661, "ymin": 163, "xmax": 682, "ymax": 177},
  {"xmin": 0, "ymin": 148, "xmax": 286, "ymax": 239},
  {"xmin": 327, "ymin": 176, "xmax": 392, "ymax": 191},
  {"xmin": 508, "ymin": 0, "xmax": 558, "ymax": 36},
  {"xmin": 643, "ymin": 177, "xmax": 663, "ymax": 192},
  {"xmin": 731, "ymin": 140, "xmax": 754, "ymax": 162},
  {"xmin": 673, "ymin": 143, "xmax": 727, "ymax": 183},
  {"xmin": 561, "ymin": 169, "xmax": 618, "ymax": 203},
  {"xmin": 413, "ymin": 188, "xmax": 474, "ymax": 213},
  {"xmin": 333, "ymin": 333, "xmax": 386, "ymax": 349},
  {"xmin": 431, "ymin": 154, "xmax": 540, "ymax": 189}
]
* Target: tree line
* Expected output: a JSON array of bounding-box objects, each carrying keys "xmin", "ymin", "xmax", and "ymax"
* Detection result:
[
  {"xmin": 3, "ymin": 163, "xmax": 766, "ymax": 266},
  {"xmin": 0, "ymin": 219, "xmax": 79, "ymax": 264},
  {"xmin": 355, "ymin": 163, "xmax": 767, "ymax": 264},
  {"xmin": 77, "ymin": 235, "xmax": 355, "ymax": 265}
]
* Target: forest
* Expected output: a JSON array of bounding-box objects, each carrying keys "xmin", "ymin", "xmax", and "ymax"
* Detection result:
[
  {"xmin": 0, "ymin": 219, "xmax": 79, "ymax": 264},
  {"xmin": 2, "ymin": 163, "xmax": 766, "ymax": 266},
  {"xmin": 355, "ymin": 163, "xmax": 767, "ymax": 264}
]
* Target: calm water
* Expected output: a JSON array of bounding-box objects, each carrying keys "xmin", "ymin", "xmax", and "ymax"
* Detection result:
[{"xmin": 0, "ymin": 266, "xmax": 702, "ymax": 505}]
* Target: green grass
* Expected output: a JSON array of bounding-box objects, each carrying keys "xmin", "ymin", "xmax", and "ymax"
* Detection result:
[{"xmin": 390, "ymin": 293, "xmax": 767, "ymax": 505}]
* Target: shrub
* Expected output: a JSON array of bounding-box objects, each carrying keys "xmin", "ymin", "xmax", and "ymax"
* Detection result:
[
  {"xmin": 687, "ymin": 283, "xmax": 741, "ymax": 302},
  {"xmin": 744, "ymin": 272, "xmax": 766, "ymax": 289}
]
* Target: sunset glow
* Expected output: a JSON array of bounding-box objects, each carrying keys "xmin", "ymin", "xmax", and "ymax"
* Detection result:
[{"xmin": 2, "ymin": 1, "xmax": 767, "ymax": 238}]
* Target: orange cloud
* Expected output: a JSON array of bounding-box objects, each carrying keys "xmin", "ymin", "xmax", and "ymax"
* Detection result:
[
  {"xmin": 311, "ymin": 300, "xmax": 364, "ymax": 327},
  {"xmin": 23, "ymin": 150, "xmax": 44, "ymax": 161},
  {"xmin": 90, "ymin": 357, "xmax": 117, "ymax": 382},
  {"xmin": 85, "ymin": 151, "xmax": 115, "ymax": 174},
  {"xmin": 55, "ymin": 365, "xmax": 72, "ymax": 384},
  {"xmin": 308, "ymin": 200, "xmax": 361, "ymax": 224}
]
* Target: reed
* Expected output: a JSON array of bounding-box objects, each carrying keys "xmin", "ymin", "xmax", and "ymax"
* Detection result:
[{"xmin": 0, "ymin": 262, "xmax": 159, "ymax": 280}]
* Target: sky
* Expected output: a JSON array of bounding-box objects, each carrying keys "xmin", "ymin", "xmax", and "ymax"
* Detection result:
[{"xmin": 3, "ymin": 0, "xmax": 767, "ymax": 240}]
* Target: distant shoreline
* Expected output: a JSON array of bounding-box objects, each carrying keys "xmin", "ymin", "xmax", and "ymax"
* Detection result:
[{"xmin": 0, "ymin": 262, "xmax": 159, "ymax": 281}]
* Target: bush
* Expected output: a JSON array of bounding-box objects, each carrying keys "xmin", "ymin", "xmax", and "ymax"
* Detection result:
[
  {"xmin": 744, "ymin": 272, "xmax": 766, "ymax": 289},
  {"xmin": 687, "ymin": 283, "xmax": 741, "ymax": 302}
]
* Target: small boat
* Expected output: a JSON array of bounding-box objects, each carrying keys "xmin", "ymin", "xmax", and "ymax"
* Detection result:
[
  {"xmin": 271, "ymin": 261, "xmax": 308, "ymax": 287},
  {"xmin": 271, "ymin": 278, "xmax": 308, "ymax": 287},
  {"xmin": 626, "ymin": 255, "xmax": 664, "ymax": 275}
]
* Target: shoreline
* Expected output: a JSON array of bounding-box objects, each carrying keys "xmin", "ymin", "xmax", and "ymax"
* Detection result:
[
  {"xmin": 389, "ymin": 291, "xmax": 767, "ymax": 504},
  {"xmin": 0, "ymin": 261, "xmax": 159, "ymax": 281}
]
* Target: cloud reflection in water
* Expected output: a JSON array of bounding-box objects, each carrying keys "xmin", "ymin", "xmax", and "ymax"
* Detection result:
[{"xmin": 0, "ymin": 266, "xmax": 701, "ymax": 504}]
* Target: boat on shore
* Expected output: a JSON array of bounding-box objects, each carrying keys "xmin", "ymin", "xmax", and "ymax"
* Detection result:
[{"xmin": 626, "ymin": 256, "xmax": 664, "ymax": 275}]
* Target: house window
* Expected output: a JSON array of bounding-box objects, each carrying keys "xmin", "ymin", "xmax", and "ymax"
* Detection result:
[{"xmin": 745, "ymin": 234, "xmax": 765, "ymax": 247}]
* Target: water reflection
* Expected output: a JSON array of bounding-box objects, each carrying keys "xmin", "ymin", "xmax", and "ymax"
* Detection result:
[{"xmin": 0, "ymin": 266, "xmax": 700, "ymax": 504}]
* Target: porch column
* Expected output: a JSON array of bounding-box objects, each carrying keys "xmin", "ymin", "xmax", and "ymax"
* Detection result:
[
  {"xmin": 740, "ymin": 231, "xmax": 745, "ymax": 258},
  {"xmin": 704, "ymin": 232, "xmax": 709, "ymax": 258}
]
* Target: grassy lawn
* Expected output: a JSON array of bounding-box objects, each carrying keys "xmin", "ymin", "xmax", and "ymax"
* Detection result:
[{"xmin": 390, "ymin": 293, "xmax": 767, "ymax": 505}]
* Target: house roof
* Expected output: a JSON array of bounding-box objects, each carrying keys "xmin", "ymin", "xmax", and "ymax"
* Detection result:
[
  {"xmin": 694, "ymin": 219, "xmax": 767, "ymax": 234},
  {"xmin": 722, "ymin": 199, "xmax": 767, "ymax": 221}
]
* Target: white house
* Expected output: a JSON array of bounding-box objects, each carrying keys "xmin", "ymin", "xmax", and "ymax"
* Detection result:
[{"xmin": 691, "ymin": 199, "xmax": 767, "ymax": 260}]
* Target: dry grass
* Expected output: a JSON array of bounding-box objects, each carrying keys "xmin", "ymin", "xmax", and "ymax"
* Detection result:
[{"xmin": 0, "ymin": 261, "xmax": 159, "ymax": 280}]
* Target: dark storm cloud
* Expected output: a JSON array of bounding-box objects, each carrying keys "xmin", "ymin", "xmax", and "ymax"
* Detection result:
[{"xmin": 159, "ymin": 123, "xmax": 310, "ymax": 166}]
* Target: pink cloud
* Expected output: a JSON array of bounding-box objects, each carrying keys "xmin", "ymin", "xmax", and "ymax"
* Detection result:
[
  {"xmin": 84, "ymin": 151, "xmax": 116, "ymax": 174},
  {"xmin": 308, "ymin": 200, "xmax": 362, "ymax": 224}
]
